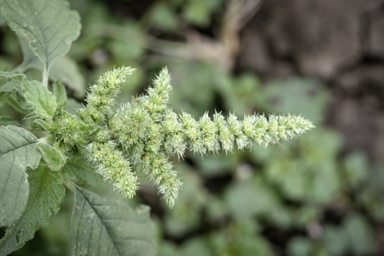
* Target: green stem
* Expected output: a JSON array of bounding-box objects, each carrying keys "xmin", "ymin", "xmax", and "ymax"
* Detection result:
[
  {"xmin": 42, "ymin": 66, "xmax": 48, "ymax": 87},
  {"xmin": 60, "ymin": 173, "xmax": 76, "ymax": 193}
]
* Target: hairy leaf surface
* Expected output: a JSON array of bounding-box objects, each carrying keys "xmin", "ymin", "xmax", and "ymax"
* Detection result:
[
  {"xmin": 0, "ymin": 125, "xmax": 41, "ymax": 227},
  {"xmin": 37, "ymin": 143, "xmax": 66, "ymax": 171},
  {"xmin": 0, "ymin": 165, "xmax": 65, "ymax": 255},
  {"xmin": 22, "ymin": 80, "xmax": 57, "ymax": 120},
  {"xmin": 0, "ymin": 71, "xmax": 25, "ymax": 82},
  {"xmin": 71, "ymin": 188, "xmax": 157, "ymax": 256},
  {"xmin": 1, "ymin": 80, "xmax": 33, "ymax": 114},
  {"xmin": 0, "ymin": 0, "xmax": 81, "ymax": 72}
]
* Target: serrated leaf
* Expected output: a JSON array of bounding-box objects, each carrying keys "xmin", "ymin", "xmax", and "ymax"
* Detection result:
[
  {"xmin": 0, "ymin": 165, "xmax": 65, "ymax": 255},
  {"xmin": 71, "ymin": 188, "xmax": 157, "ymax": 256},
  {"xmin": 0, "ymin": 80, "xmax": 18, "ymax": 107},
  {"xmin": 3, "ymin": 81, "xmax": 33, "ymax": 114},
  {"xmin": 0, "ymin": 71, "xmax": 25, "ymax": 82},
  {"xmin": 37, "ymin": 143, "xmax": 66, "ymax": 171},
  {"xmin": 22, "ymin": 80, "xmax": 57, "ymax": 120},
  {"xmin": 53, "ymin": 81, "xmax": 67, "ymax": 109},
  {"xmin": 61, "ymin": 155, "xmax": 103, "ymax": 186},
  {"xmin": 0, "ymin": 0, "xmax": 81, "ymax": 73},
  {"xmin": 0, "ymin": 125, "xmax": 41, "ymax": 227},
  {"xmin": 32, "ymin": 119, "xmax": 50, "ymax": 131},
  {"xmin": 0, "ymin": 116, "xmax": 18, "ymax": 126}
]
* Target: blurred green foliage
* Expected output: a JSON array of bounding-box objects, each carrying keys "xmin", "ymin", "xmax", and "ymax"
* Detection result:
[{"xmin": 0, "ymin": 0, "xmax": 383, "ymax": 255}]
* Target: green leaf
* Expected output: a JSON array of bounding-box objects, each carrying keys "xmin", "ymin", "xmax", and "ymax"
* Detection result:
[
  {"xmin": 37, "ymin": 143, "xmax": 66, "ymax": 171},
  {"xmin": 16, "ymin": 36, "xmax": 86, "ymax": 97},
  {"xmin": 0, "ymin": 125, "xmax": 41, "ymax": 227},
  {"xmin": 79, "ymin": 124, "xmax": 100, "ymax": 136},
  {"xmin": 61, "ymin": 155, "xmax": 103, "ymax": 186},
  {"xmin": 65, "ymin": 98, "xmax": 82, "ymax": 115},
  {"xmin": 71, "ymin": 187, "xmax": 157, "ymax": 256},
  {"xmin": 2, "ymin": 81, "xmax": 33, "ymax": 114},
  {"xmin": 0, "ymin": 80, "xmax": 18, "ymax": 107},
  {"xmin": 31, "ymin": 119, "xmax": 50, "ymax": 131},
  {"xmin": 0, "ymin": 0, "xmax": 81, "ymax": 72},
  {"xmin": 50, "ymin": 57, "xmax": 86, "ymax": 98},
  {"xmin": 0, "ymin": 71, "xmax": 25, "ymax": 82},
  {"xmin": 0, "ymin": 165, "xmax": 65, "ymax": 255},
  {"xmin": 0, "ymin": 116, "xmax": 18, "ymax": 126},
  {"xmin": 22, "ymin": 80, "xmax": 57, "ymax": 120},
  {"xmin": 53, "ymin": 81, "xmax": 67, "ymax": 109},
  {"xmin": 16, "ymin": 34, "xmax": 41, "ymax": 70}
]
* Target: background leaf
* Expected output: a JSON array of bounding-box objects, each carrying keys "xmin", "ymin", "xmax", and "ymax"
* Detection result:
[
  {"xmin": 0, "ymin": 0, "xmax": 81, "ymax": 72},
  {"xmin": 22, "ymin": 80, "xmax": 57, "ymax": 120},
  {"xmin": 49, "ymin": 57, "xmax": 86, "ymax": 98},
  {"xmin": 61, "ymin": 155, "xmax": 103, "ymax": 186},
  {"xmin": 0, "ymin": 116, "xmax": 18, "ymax": 126},
  {"xmin": 16, "ymin": 35, "xmax": 86, "ymax": 97},
  {"xmin": 53, "ymin": 81, "xmax": 67, "ymax": 110},
  {"xmin": 16, "ymin": 34, "xmax": 41, "ymax": 70},
  {"xmin": 0, "ymin": 165, "xmax": 65, "ymax": 256},
  {"xmin": 0, "ymin": 125, "xmax": 41, "ymax": 227},
  {"xmin": 71, "ymin": 187, "xmax": 157, "ymax": 256}
]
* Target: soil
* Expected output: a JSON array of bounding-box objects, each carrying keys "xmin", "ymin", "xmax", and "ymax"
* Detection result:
[{"xmin": 236, "ymin": 0, "xmax": 384, "ymax": 161}]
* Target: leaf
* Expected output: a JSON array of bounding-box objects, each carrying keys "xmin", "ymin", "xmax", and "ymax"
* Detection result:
[
  {"xmin": 53, "ymin": 81, "xmax": 67, "ymax": 109},
  {"xmin": 16, "ymin": 36, "xmax": 86, "ymax": 97},
  {"xmin": 61, "ymin": 156, "xmax": 103, "ymax": 186},
  {"xmin": 22, "ymin": 80, "xmax": 57, "ymax": 120},
  {"xmin": 0, "ymin": 71, "xmax": 25, "ymax": 82},
  {"xmin": 0, "ymin": 80, "xmax": 18, "ymax": 107},
  {"xmin": 17, "ymin": 34, "xmax": 41, "ymax": 70},
  {"xmin": 65, "ymin": 98, "xmax": 82, "ymax": 115},
  {"xmin": 0, "ymin": 0, "xmax": 81, "ymax": 72},
  {"xmin": 0, "ymin": 165, "xmax": 65, "ymax": 255},
  {"xmin": 32, "ymin": 119, "xmax": 50, "ymax": 131},
  {"xmin": 1, "ymin": 80, "xmax": 33, "ymax": 114},
  {"xmin": 79, "ymin": 124, "xmax": 100, "ymax": 136},
  {"xmin": 71, "ymin": 187, "xmax": 157, "ymax": 256},
  {"xmin": 0, "ymin": 125, "xmax": 41, "ymax": 227},
  {"xmin": 0, "ymin": 116, "xmax": 18, "ymax": 126},
  {"xmin": 37, "ymin": 143, "xmax": 66, "ymax": 171},
  {"xmin": 50, "ymin": 57, "xmax": 86, "ymax": 98}
]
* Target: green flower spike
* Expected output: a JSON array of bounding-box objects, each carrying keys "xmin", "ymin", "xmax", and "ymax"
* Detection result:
[{"xmin": 55, "ymin": 66, "xmax": 314, "ymax": 208}]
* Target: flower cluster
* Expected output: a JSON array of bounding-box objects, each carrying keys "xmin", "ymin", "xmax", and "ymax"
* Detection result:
[
  {"xmin": 78, "ymin": 67, "xmax": 135, "ymax": 124},
  {"xmin": 54, "ymin": 66, "xmax": 314, "ymax": 208}
]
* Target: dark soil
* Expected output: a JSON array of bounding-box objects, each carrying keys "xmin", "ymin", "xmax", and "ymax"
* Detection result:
[{"xmin": 237, "ymin": 0, "xmax": 384, "ymax": 161}]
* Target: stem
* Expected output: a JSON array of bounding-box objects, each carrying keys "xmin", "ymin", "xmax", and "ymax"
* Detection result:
[
  {"xmin": 12, "ymin": 64, "xmax": 27, "ymax": 73},
  {"xmin": 60, "ymin": 173, "xmax": 76, "ymax": 193},
  {"xmin": 42, "ymin": 66, "xmax": 48, "ymax": 87}
]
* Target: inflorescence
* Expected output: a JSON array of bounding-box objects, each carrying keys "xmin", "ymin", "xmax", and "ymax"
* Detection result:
[{"xmin": 53, "ymin": 67, "xmax": 314, "ymax": 208}]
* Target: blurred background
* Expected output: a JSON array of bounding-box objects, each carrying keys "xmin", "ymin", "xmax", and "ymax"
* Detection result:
[{"xmin": 1, "ymin": 0, "xmax": 384, "ymax": 255}]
